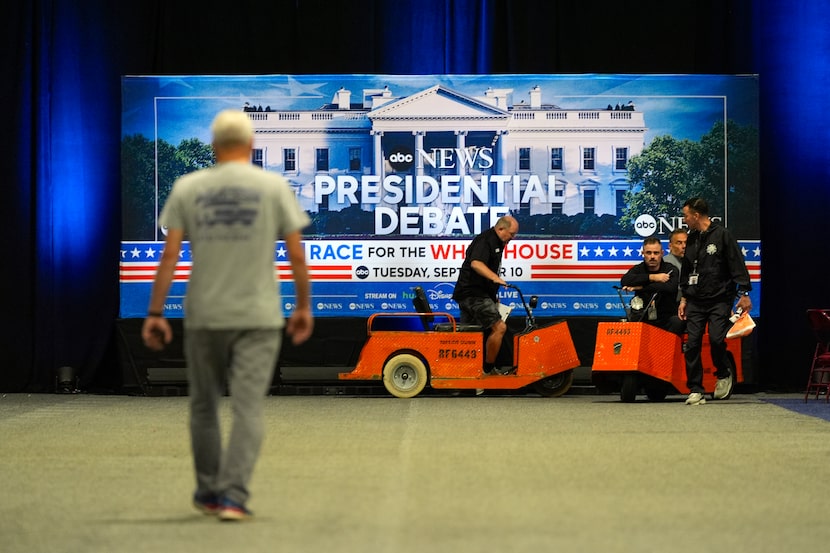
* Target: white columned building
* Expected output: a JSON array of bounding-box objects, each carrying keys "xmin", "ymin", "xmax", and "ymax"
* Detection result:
[{"xmin": 247, "ymin": 83, "xmax": 647, "ymax": 228}]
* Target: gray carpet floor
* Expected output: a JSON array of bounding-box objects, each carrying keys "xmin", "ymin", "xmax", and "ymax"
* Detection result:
[{"xmin": 2, "ymin": 392, "xmax": 829, "ymax": 553}]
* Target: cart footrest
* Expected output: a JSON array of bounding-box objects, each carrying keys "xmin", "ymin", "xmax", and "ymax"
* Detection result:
[{"xmin": 433, "ymin": 323, "xmax": 483, "ymax": 332}]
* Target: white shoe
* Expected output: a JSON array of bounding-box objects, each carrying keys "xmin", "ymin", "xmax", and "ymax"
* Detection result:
[
  {"xmin": 714, "ymin": 372, "xmax": 733, "ymax": 400},
  {"xmin": 685, "ymin": 392, "xmax": 706, "ymax": 405}
]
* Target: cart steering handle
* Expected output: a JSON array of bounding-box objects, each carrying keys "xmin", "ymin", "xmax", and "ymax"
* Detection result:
[{"xmin": 501, "ymin": 283, "xmax": 536, "ymax": 327}]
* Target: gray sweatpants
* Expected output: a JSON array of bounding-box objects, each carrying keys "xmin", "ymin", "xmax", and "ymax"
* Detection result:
[{"xmin": 184, "ymin": 328, "xmax": 282, "ymax": 505}]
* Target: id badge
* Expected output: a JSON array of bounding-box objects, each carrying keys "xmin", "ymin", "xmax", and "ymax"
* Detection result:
[{"xmin": 688, "ymin": 273, "xmax": 699, "ymax": 285}]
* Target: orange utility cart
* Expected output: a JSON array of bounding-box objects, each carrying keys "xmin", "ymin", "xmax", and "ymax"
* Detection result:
[
  {"xmin": 339, "ymin": 285, "xmax": 580, "ymax": 398},
  {"xmin": 592, "ymin": 321, "xmax": 743, "ymax": 402}
]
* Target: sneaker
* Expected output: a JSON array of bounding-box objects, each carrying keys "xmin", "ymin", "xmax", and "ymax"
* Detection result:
[
  {"xmin": 714, "ymin": 371, "xmax": 733, "ymax": 400},
  {"xmin": 685, "ymin": 392, "xmax": 706, "ymax": 405},
  {"xmin": 193, "ymin": 493, "xmax": 221, "ymax": 515},
  {"xmin": 218, "ymin": 498, "xmax": 253, "ymax": 521}
]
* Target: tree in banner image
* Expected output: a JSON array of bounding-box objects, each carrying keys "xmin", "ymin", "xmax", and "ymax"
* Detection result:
[
  {"xmin": 157, "ymin": 138, "xmax": 215, "ymax": 229},
  {"xmin": 121, "ymin": 134, "xmax": 157, "ymax": 240},
  {"xmin": 176, "ymin": 138, "xmax": 215, "ymax": 174},
  {"xmin": 622, "ymin": 134, "xmax": 703, "ymax": 231},
  {"xmin": 121, "ymin": 135, "xmax": 215, "ymax": 240},
  {"xmin": 622, "ymin": 119, "xmax": 759, "ymax": 238}
]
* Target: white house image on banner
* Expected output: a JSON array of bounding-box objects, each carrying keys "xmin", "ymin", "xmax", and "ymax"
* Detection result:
[{"xmin": 246, "ymin": 84, "xmax": 647, "ymax": 231}]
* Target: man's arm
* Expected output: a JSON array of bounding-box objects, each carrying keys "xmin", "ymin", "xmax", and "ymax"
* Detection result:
[
  {"xmin": 650, "ymin": 265, "xmax": 678, "ymax": 295},
  {"xmin": 620, "ymin": 263, "xmax": 648, "ymax": 290},
  {"xmin": 284, "ymin": 230, "xmax": 313, "ymax": 345},
  {"xmin": 141, "ymin": 228, "xmax": 184, "ymax": 350},
  {"xmin": 622, "ymin": 263, "xmax": 676, "ymax": 294},
  {"xmin": 471, "ymin": 260, "xmax": 506, "ymax": 286}
]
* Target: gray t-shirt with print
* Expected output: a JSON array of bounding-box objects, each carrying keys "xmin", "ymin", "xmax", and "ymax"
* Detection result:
[{"xmin": 160, "ymin": 161, "xmax": 310, "ymax": 329}]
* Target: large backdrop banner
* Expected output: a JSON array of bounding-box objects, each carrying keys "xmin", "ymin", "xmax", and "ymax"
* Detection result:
[{"xmin": 120, "ymin": 74, "xmax": 760, "ymax": 319}]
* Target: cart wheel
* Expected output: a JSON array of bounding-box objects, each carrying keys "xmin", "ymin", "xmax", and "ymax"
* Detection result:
[
  {"xmin": 620, "ymin": 373, "xmax": 638, "ymax": 403},
  {"xmin": 532, "ymin": 370, "xmax": 574, "ymax": 398},
  {"xmin": 382, "ymin": 354, "xmax": 428, "ymax": 398},
  {"xmin": 643, "ymin": 381, "xmax": 668, "ymax": 402}
]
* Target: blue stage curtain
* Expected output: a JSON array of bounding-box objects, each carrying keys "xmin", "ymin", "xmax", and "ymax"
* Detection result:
[
  {"xmin": 2, "ymin": 0, "xmax": 829, "ymax": 391},
  {"xmin": 373, "ymin": 0, "xmax": 495, "ymax": 73},
  {"xmin": 755, "ymin": 0, "xmax": 830, "ymax": 388},
  {"xmin": 41, "ymin": 3, "xmax": 124, "ymax": 390},
  {"xmin": 3, "ymin": 1, "xmax": 123, "ymax": 391},
  {"xmin": 4, "ymin": 2, "xmax": 36, "ymax": 391}
]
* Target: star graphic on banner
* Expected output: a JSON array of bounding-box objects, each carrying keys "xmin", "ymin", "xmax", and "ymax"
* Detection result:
[
  {"xmin": 270, "ymin": 76, "xmax": 326, "ymax": 97},
  {"xmin": 741, "ymin": 247, "xmax": 748, "ymax": 257},
  {"xmin": 144, "ymin": 247, "xmax": 157, "ymax": 258},
  {"xmin": 580, "ymin": 246, "xmax": 590, "ymax": 257},
  {"xmin": 593, "ymin": 246, "xmax": 605, "ymax": 257},
  {"xmin": 179, "ymin": 249, "xmax": 186, "ymax": 258},
  {"xmin": 608, "ymin": 246, "xmax": 619, "ymax": 257},
  {"xmin": 120, "ymin": 249, "xmax": 126, "ymax": 258},
  {"xmin": 131, "ymin": 247, "xmax": 141, "ymax": 259},
  {"xmin": 623, "ymin": 246, "xmax": 634, "ymax": 257},
  {"xmin": 753, "ymin": 246, "xmax": 761, "ymax": 258},
  {"xmin": 276, "ymin": 245, "xmax": 287, "ymax": 259}
]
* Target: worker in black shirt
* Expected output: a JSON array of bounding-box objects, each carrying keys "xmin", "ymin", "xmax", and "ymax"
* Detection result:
[
  {"xmin": 620, "ymin": 237, "xmax": 685, "ymax": 335},
  {"xmin": 678, "ymin": 197, "xmax": 752, "ymax": 405},
  {"xmin": 452, "ymin": 215, "xmax": 518, "ymax": 374}
]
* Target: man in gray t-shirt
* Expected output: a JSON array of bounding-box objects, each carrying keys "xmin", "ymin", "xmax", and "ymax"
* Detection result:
[{"xmin": 142, "ymin": 109, "xmax": 312, "ymax": 521}]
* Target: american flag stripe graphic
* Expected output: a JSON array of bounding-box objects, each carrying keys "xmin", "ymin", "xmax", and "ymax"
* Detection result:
[
  {"xmin": 530, "ymin": 261, "xmax": 761, "ymax": 281},
  {"xmin": 120, "ymin": 262, "xmax": 352, "ymax": 282},
  {"xmin": 120, "ymin": 240, "xmax": 760, "ymax": 284}
]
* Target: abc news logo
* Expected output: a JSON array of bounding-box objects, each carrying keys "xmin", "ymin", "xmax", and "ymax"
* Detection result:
[
  {"xmin": 634, "ymin": 214, "xmax": 657, "ymax": 237},
  {"xmin": 388, "ymin": 146, "xmax": 414, "ymax": 171}
]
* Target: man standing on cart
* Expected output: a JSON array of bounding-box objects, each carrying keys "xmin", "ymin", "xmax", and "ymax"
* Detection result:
[
  {"xmin": 620, "ymin": 236, "xmax": 685, "ymax": 335},
  {"xmin": 678, "ymin": 197, "xmax": 752, "ymax": 406},
  {"xmin": 452, "ymin": 215, "xmax": 519, "ymax": 375}
]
